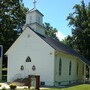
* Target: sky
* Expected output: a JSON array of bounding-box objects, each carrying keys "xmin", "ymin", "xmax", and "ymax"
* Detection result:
[{"xmin": 23, "ymin": 0, "xmax": 89, "ymax": 40}]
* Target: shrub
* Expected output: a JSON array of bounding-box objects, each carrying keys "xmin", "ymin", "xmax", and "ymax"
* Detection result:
[
  {"xmin": 0, "ymin": 84, "xmax": 2, "ymax": 87},
  {"xmin": 2, "ymin": 87, "xmax": 7, "ymax": 90},
  {"xmin": 9, "ymin": 84, "xmax": 17, "ymax": 89}
]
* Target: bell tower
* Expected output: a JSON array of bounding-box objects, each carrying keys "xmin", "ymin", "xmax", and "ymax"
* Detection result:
[{"xmin": 25, "ymin": 0, "xmax": 45, "ymax": 35}]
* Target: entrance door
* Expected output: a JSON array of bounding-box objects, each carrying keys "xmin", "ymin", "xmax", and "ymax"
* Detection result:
[{"xmin": 31, "ymin": 77, "xmax": 36, "ymax": 88}]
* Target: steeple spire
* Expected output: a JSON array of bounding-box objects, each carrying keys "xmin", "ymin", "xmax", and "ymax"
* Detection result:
[
  {"xmin": 33, "ymin": 0, "xmax": 37, "ymax": 8},
  {"xmin": 25, "ymin": 1, "xmax": 45, "ymax": 35}
]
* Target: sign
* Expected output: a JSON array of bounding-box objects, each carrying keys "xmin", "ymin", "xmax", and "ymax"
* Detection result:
[{"xmin": 0, "ymin": 46, "xmax": 3, "ymax": 58}]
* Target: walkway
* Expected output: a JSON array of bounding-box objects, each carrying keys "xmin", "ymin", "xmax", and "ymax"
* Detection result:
[
  {"xmin": 0, "ymin": 82, "xmax": 28, "ymax": 89},
  {"xmin": 0, "ymin": 82, "xmax": 50, "ymax": 89}
]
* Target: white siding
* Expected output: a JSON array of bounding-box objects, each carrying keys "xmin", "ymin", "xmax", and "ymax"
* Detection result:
[
  {"xmin": 26, "ymin": 12, "xmax": 36, "ymax": 24},
  {"xmin": 54, "ymin": 52, "xmax": 84, "ymax": 85},
  {"xmin": 7, "ymin": 27, "xmax": 55, "ymax": 86},
  {"xmin": 29, "ymin": 23, "xmax": 45, "ymax": 35},
  {"xmin": 25, "ymin": 10, "xmax": 45, "ymax": 36}
]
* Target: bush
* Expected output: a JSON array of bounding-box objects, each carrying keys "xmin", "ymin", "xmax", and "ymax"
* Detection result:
[
  {"xmin": 9, "ymin": 84, "xmax": 17, "ymax": 89},
  {"xmin": 2, "ymin": 87, "xmax": 7, "ymax": 90},
  {"xmin": 0, "ymin": 84, "xmax": 2, "ymax": 87}
]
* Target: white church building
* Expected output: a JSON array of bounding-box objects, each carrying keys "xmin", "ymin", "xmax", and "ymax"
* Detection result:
[{"xmin": 5, "ymin": 8, "xmax": 90, "ymax": 86}]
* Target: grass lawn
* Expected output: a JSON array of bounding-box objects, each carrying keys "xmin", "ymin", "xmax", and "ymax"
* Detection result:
[{"xmin": 40, "ymin": 84, "xmax": 90, "ymax": 90}]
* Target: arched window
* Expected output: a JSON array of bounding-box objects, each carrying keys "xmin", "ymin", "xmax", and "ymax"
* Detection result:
[
  {"xmin": 26, "ymin": 56, "xmax": 31, "ymax": 62},
  {"xmin": 69, "ymin": 61, "xmax": 72, "ymax": 75},
  {"xmin": 82, "ymin": 64, "xmax": 84, "ymax": 75},
  {"xmin": 59, "ymin": 58, "xmax": 62, "ymax": 75},
  {"xmin": 77, "ymin": 62, "xmax": 78, "ymax": 75}
]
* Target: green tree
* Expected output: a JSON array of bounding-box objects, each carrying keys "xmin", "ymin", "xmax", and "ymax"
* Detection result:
[
  {"xmin": 44, "ymin": 22, "xmax": 59, "ymax": 40},
  {"xmin": 66, "ymin": 0, "xmax": 90, "ymax": 60},
  {"xmin": 63, "ymin": 36, "xmax": 73, "ymax": 47},
  {"xmin": 0, "ymin": 0, "xmax": 28, "ymax": 53}
]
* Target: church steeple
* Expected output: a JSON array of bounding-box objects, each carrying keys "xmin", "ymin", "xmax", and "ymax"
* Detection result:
[
  {"xmin": 26, "ymin": 8, "xmax": 43, "ymax": 26},
  {"xmin": 25, "ymin": 1, "xmax": 45, "ymax": 35}
]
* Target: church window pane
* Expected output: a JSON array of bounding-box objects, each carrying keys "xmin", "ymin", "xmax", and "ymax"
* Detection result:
[
  {"xmin": 77, "ymin": 62, "xmax": 78, "ymax": 75},
  {"xmin": 59, "ymin": 58, "xmax": 62, "ymax": 75},
  {"xmin": 26, "ymin": 56, "xmax": 31, "ymax": 62},
  {"xmin": 69, "ymin": 61, "xmax": 71, "ymax": 75},
  {"xmin": 82, "ymin": 64, "xmax": 84, "ymax": 75}
]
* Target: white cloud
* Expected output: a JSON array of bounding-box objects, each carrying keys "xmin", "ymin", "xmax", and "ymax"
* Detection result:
[{"xmin": 56, "ymin": 31, "xmax": 66, "ymax": 41}]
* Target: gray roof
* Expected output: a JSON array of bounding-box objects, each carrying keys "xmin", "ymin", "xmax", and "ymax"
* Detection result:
[
  {"xmin": 28, "ymin": 26, "xmax": 90, "ymax": 66},
  {"xmin": 26, "ymin": 8, "xmax": 44, "ymax": 16}
]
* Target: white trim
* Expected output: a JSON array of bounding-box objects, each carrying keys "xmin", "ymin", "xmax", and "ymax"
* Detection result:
[{"xmin": 0, "ymin": 45, "xmax": 3, "ymax": 57}]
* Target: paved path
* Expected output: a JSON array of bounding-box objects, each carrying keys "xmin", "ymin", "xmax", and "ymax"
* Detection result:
[
  {"xmin": 0, "ymin": 82, "xmax": 50, "ymax": 89},
  {"xmin": 0, "ymin": 83, "xmax": 28, "ymax": 89}
]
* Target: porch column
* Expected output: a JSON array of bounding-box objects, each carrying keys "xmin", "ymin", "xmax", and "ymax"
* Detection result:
[
  {"xmin": 83, "ymin": 64, "xmax": 86, "ymax": 83},
  {"xmin": 89, "ymin": 66, "xmax": 90, "ymax": 83}
]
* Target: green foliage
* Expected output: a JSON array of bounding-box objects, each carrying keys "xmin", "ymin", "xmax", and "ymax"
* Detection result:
[
  {"xmin": 0, "ymin": 0, "xmax": 28, "ymax": 53},
  {"xmin": 62, "ymin": 36, "xmax": 73, "ymax": 47},
  {"xmin": 2, "ymin": 87, "xmax": 7, "ymax": 90},
  {"xmin": 66, "ymin": 0, "xmax": 90, "ymax": 60},
  {"xmin": 0, "ymin": 84, "xmax": 2, "ymax": 87},
  {"xmin": 9, "ymin": 84, "xmax": 17, "ymax": 89},
  {"xmin": 44, "ymin": 22, "xmax": 59, "ymax": 40},
  {"xmin": 0, "ymin": 0, "xmax": 28, "ymax": 67}
]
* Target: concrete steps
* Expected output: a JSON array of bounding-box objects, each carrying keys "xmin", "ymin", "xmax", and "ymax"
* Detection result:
[{"xmin": 10, "ymin": 78, "xmax": 28, "ymax": 86}]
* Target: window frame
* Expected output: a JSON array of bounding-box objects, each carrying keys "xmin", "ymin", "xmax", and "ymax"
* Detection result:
[
  {"xmin": 26, "ymin": 56, "xmax": 31, "ymax": 62},
  {"xmin": 59, "ymin": 58, "xmax": 62, "ymax": 75},
  {"xmin": 69, "ymin": 61, "xmax": 72, "ymax": 75},
  {"xmin": 77, "ymin": 62, "xmax": 78, "ymax": 76}
]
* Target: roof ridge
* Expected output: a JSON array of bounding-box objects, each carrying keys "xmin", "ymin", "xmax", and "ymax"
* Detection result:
[{"xmin": 27, "ymin": 26, "xmax": 90, "ymax": 66}]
